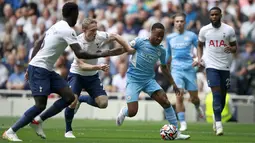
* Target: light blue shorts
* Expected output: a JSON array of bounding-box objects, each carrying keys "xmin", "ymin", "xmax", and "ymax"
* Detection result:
[
  {"xmin": 172, "ymin": 69, "xmax": 198, "ymax": 91},
  {"xmin": 125, "ymin": 79, "xmax": 162, "ymax": 103}
]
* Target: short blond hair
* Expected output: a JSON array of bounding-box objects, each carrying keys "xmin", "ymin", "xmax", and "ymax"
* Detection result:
[{"xmin": 82, "ymin": 18, "xmax": 97, "ymax": 29}]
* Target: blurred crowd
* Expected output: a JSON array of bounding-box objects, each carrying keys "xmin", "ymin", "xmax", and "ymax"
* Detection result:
[{"xmin": 0, "ymin": 0, "xmax": 255, "ymax": 96}]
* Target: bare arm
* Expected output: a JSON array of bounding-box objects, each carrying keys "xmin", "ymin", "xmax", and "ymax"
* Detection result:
[
  {"xmin": 166, "ymin": 56, "xmax": 172, "ymax": 72},
  {"xmin": 77, "ymin": 59, "xmax": 109, "ymax": 71},
  {"xmin": 197, "ymin": 41, "xmax": 205, "ymax": 65},
  {"xmin": 70, "ymin": 43, "xmax": 113, "ymax": 59},
  {"xmin": 224, "ymin": 41, "xmax": 237, "ymax": 54},
  {"xmin": 31, "ymin": 34, "xmax": 45, "ymax": 60}
]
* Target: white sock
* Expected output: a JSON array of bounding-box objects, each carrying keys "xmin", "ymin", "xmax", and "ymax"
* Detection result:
[
  {"xmin": 180, "ymin": 121, "xmax": 187, "ymax": 126},
  {"xmin": 215, "ymin": 121, "xmax": 222, "ymax": 128},
  {"xmin": 7, "ymin": 128, "xmax": 15, "ymax": 134},
  {"xmin": 34, "ymin": 116, "xmax": 43, "ymax": 123}
]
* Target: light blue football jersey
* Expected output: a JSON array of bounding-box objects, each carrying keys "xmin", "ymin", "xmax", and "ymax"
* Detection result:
[
  {"xmin": 127, "ymin": 37, "xmax": 166, "ymax": 83},
  {"xmin": 166, "ymin": 31, "xmax": 198, "ymax": 71}
]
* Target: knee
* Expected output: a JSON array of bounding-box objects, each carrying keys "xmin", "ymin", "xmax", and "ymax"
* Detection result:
[
  {"xmin": 65, "ymin": 94, "xmax": 75, "ymax": 105},
  {"xmin": 98, "ymin": 100, "xmax": 108, "ymax": 109},
  {"xmin": 69, "ymin": 94, "xmax": 78, "ymax": 108},
  {"xmin": 162, "ymin": 100, "xmax": 171, "ymax": 108},
  {"xmin": 35, "ymin": 103, "xmax": 46, "ymax": 111},
  {"xmin": 128, "ymin": 109, "xmax": 137, "ymax": 117}
]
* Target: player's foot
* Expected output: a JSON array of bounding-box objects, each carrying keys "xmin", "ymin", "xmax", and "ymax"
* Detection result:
[
  {"xmin": 175, "ymin": 132, "xmax": 190, "ymax": 140},
  {"xmin": 74, "ymin": 101, "xmax": 81, "ymax": 114},
  {"xmin": 116, "ymin": 107, "xmax": 126, "ymax": 126},
  {"xmin": 2, "ymin": 129, "xmax": 22, "ymax": 142},
  {"xmin": 29, "ymin": 120, "xmax": 46, "ymax": 139},
  {"xmin": 64, "ymin": 131, "xmax": 76, "ymax": 138},
  {"xmin": 197, "ymin": 106, "xmax": 205, "ymax": 118},
  {"xmin": 179, "ymin": 122, "xmax": 187, "ymax": 131},
  {"xmin": 215, "ymin": 122, "xmax": 224, "ymax": 136}
]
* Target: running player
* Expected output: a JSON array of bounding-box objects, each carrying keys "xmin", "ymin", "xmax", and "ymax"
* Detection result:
[
  {"xmin": 165, "ymin": 12, "xmax": 204, "ymax": 131},
  {"xmin": 116, "ymin": 22, "xmax": 190, "ymax": 140},
  {"xmin": 64, "ymin": 18, "xmax": 129, "ymax": 138},
  {"xmin": 2, "ymin": 2, "xmax": 117, "ymax": 141},
  {"xmin": 197, "ymin": 7, "xmax": 237, "ymax": 136}
]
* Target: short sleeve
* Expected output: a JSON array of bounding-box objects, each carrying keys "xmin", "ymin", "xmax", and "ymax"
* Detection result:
[
  {"xmin": 129, "ymin": 37, "xmax": 141, "ymax": 50},
  {"xmin": 198, "ymin": 27, "xmax": 205, "ymax": 42},
  {"xmin": 159, "ymin": 47, "xmax": 166, "ymax": 65},
  {"xmin": 229, "ymin": 27, "xmax": 236, "ymax": 42},
  {"xmin": 165, "ymin": 36, "xmax": 172, "ymax": 63},
  {"xmin": 97, "ymin": 31, "xmax": 110, "ymax": 41},
  {"xmin": 63, "ymin": 29, "xmax": 78, "ymax": 45},
  {"xmin": 192, "ymin": 33, "xmax": 198, "ymax": 48}
]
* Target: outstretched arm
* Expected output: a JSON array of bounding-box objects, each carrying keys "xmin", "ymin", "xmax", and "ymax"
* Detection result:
[{"xmin": 70, "ymin": 43, "xmax": 113, "ymax": 59}]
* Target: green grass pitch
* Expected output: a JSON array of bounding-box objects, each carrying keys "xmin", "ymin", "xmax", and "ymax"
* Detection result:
[{"xmin": 0, "ymin": 117, "xmax": 254, "ymax": 143}]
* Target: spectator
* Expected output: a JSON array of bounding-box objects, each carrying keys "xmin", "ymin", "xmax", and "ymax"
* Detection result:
[
  {"xmin": 112, "ymin": 62, "xmax": 127, "ymax": 93},
  {"xmin": 6, "ymin": 60, "xmax": 26, "ymax": 90}
]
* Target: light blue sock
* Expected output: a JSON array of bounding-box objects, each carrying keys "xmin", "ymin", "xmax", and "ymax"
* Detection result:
[
  {"xmin": 177, "ymin": 112, "xmax": 185, "ymax": 122},
  {"xmin": 164, "ymin": 106, "xmax": 178, "ymax": 129},
  {"xmin": 123, "ymin": 107, "xmax": 128, "ymax": 116}
]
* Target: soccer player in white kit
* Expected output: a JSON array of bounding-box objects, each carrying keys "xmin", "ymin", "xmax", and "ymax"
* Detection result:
[
  {"xmin": 64, "ymin": 18, "xmax": 130, "ymax": 138},
  {"xmin": 2, "ymin": 2, "xmax": 117, "ymax": 142},
  {"xmin": 197, "ymin": 7, "xmax": 237, "ymax": 136}
]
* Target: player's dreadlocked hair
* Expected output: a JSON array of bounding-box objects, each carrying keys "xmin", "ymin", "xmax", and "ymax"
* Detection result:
[
  {"xmin": 62, "ymin": 2, "xmax": 78, "ymax": 18},
  {"xmin": 151, "ymin": 22, "xmax": 165, "ymax": 31},
  {"xmin": 209, "ymin": 7, "xmax": 222, "ymax": 14}
]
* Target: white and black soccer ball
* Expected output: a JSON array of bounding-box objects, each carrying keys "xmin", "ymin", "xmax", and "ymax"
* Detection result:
[{"xmin": 160, "ymin": 124, "xmax": 178, "ymax": 140}]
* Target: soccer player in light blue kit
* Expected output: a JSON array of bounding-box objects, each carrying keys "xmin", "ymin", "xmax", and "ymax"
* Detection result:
[
  {"xmin": 165, "ymin": 13, "xmax": 204, "ymax": 131},
  {"xmin": 116, "ymin": 22, "xmax": 190, "ymax": 140}
]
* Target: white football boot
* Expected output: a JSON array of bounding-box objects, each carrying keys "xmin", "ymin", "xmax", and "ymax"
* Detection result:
[
  {"xmin": 175, "ymin": 131, "xmax": 190, "ymax": 140},
  {"xmin": 2, "ymin": 129, "xmax": 22, "ymax": 142},
  {"xmin": 215, "ymin": 121, "xmax": 224, "ymax": 136},
  {"xmin": 116, "ymin": 107, "xmax": 126, "ymax": 126},
  {"xmin": 29, "ymin": 120, "xmax": 46, "ymax": 139},
  {"xmin": 64, "ymin": 131, "xmax": 76, "ymax": 138}
]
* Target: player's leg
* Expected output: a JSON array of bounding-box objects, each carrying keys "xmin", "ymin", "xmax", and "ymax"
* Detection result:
[
  {"xmin": 172, "ymin": 70, "xmax": 187, "ymax": 131},
  {"xmin": 31, "ymin": 72, "xmax": 75, "ymax": 138},
  {"xmin": 144, "ymin": 80, "xmax": 190, "ymax": 140},
  {"xmin": 116, "ymin": 82, "xmax": 142, "ymax": 126},
  {"xmin": 3, "ymin": 66, "xmax": 50, "ymax": 141},
  {"xmin": 206, "ymin": 68, "xmax": 223, "ymax": 136},
  {"xmin": 219, "ymin": 70, "xmax": 230, "ymax": 113},
  {"xmin": 64, "ymin": 73, "xmax": 83, "ymax": 138},
  {"xmin": 79, "ymin": 73, "xmax": 108, "ymax": 108},
  {"xmin": 185, "ymin": 71, "xmax": 204, "ymax": 119},
  {"xmin": 3, "ymin": 96, "xmax": 47, "ymax": 141}
]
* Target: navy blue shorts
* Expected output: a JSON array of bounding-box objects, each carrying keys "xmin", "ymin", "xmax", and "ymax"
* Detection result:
[
  {"xmin": 206, "ymin": 68, "xmax": 230, "ymax": 90},
  {"xmin": 28, "ymin": 65, "xmax": 68, "ymax": 96},
  {"xmin": 68, "ymin": 72, "xmax": 107, "ymax": 98}
]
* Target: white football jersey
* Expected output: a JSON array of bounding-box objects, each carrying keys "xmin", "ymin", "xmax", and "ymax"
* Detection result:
[
  {"xmin": 198, "ymin": 23, "xmax": 236, "ymax": 71},
  {"xmin": 29, "ymin": 20, "xmax": 78, "ymax": 71},
  {"xmin": 70, "ymin": 31, "xmax": 110, "ymax": 76}
]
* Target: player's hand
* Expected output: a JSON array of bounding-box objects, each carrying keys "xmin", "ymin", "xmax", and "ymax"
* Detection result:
[
  {"xmin": 196, "ymin": 59, "xmax": 205, "ymax": 68},
  {"xmin": 224, "ymin": 45, "xmax": 234, "ymax": 53},
  {"xmin": 173, "ymin": 84, "xmax": 180, "ymax": 96},
  {"xmin": 192, "ymin": 60, "xmax": 198, "ymax": 67},
  {"xmin": 99, "ymin": 64, "xmax": 109, "ymax": 72},
  {"xmin": 25, "ymin": 69, "xmax": 29, "ymax": 81}
]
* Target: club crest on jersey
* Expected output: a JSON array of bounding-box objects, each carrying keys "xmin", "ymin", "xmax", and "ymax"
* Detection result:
[
  {"xmin": 209, "ymin": 40, "xmax": 226, "ymax": 47},
  {"xmin": 130, "ymin": 40, "xmax": 136, "ymax": 47}
]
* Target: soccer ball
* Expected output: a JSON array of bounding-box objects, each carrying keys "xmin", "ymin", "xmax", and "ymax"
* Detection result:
[{"xmin": 160, "ymin": 124, "xmax": 178, "ymax": 140}]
